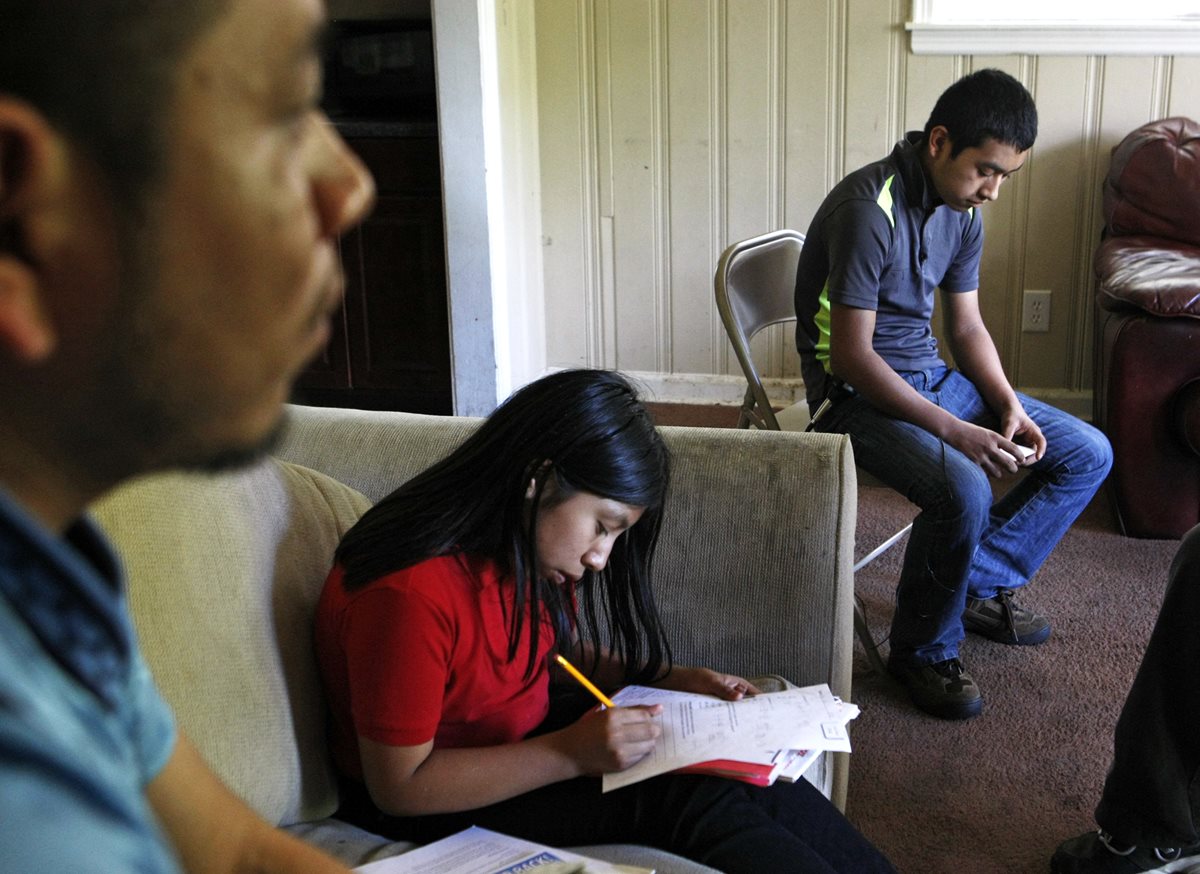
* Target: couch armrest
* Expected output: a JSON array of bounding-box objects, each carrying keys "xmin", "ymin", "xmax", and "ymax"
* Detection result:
[
  {"xmin": 650, "ymin": 425, "xmax": 856, "ymax": 807},
  {"xmin": 649, "ymin": 425, "xmax": 854, "ymax": 696}
]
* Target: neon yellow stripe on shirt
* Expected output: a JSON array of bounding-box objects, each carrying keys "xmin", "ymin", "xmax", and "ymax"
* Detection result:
[
  {"xmin": 877, "ymin": 174, "xmax": 896, "ymax": 228},
  {"xmin": 815, "ymin": 281, "xmax": 833, "ymax": 372}
]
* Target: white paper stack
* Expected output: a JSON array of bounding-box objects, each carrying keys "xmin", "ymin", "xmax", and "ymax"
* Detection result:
[{"xmin": 601, "ymin": 682, "xmax": 860, "ymax": 792}]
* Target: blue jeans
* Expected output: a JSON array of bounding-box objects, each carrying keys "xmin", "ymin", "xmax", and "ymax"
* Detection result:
[{"xmin": 812, "ymin": 366, "xmax": 1112, "ymax": 666}]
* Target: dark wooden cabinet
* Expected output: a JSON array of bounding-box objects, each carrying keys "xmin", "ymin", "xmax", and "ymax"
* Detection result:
[{"xmin": 293, "ymin": 132, "xmax": 453, "ymax": 414}]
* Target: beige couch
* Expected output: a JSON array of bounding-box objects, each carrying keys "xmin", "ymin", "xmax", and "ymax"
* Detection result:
[{"xmin": 90, "ymin": 403, "xmax": 858, "ymax": 871}]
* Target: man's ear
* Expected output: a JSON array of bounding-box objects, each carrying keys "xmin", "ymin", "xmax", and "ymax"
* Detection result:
[
  {"xmin": 0, "ymin": 259, "xmax": 54, "ymax": 361},
  {"xmin": 926, "ymin": 125, "xmax": 952, "ymax": 159},
  {"xmin": 0, "ymin": 98, "xmax": 68, "ymax": 362}
]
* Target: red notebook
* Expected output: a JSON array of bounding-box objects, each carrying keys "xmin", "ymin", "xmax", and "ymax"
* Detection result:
[{"xmin": 674, "ymin": 748, "xmax": 818, "ymax": 787}]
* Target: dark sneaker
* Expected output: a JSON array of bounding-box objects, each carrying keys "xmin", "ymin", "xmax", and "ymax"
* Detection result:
[
  {"xmin": 963, "ymin": 589, "xmax": 1051, "ymax": 645},
  {"xmin": 1051, "ymin": 829, "xmax": 1200, "ymax": 873},
  {"xmin": 887, "ymin": 657, "xmax": 982, "ymax": 720}
]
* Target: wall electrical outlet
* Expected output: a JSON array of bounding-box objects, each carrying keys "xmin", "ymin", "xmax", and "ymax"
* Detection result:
[{"xmin": 1022, "ymin": 289, "xmax": 1052, "ymax": 333}]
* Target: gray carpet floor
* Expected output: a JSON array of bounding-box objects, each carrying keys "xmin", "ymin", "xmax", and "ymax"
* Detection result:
[{"xmin": 848, "ymin": 483, "xmax": 1180, "ymax": 874}]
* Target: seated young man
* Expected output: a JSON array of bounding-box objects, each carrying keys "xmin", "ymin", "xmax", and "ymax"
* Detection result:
[{"xmin": 793, "ymin": 68, "xmax": 1112, "ymax": 720}]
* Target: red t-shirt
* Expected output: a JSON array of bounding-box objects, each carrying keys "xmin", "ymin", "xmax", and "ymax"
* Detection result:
[{"xmin": 314, "ymin": 554, "xmax": 558, "ymax": 780}]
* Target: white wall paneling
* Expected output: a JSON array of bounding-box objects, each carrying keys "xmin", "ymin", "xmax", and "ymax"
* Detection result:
[{"xmin": 532, "ymin": 0, "xmax": 1200, "ymax": 407}]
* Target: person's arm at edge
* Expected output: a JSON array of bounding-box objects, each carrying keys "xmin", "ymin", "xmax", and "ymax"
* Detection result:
[
  {"xmin": 828, "ymin": 302, "xmax": 1028, "ymax": 478},
  {"xmin": 146, "ymin": 733, "xmax": 349, "ymax": 874}
]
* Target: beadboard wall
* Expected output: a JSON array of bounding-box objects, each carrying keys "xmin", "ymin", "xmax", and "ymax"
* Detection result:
[{"xmin": 532, "ymin": 0, "xmax": 1200, "ymax": 412}]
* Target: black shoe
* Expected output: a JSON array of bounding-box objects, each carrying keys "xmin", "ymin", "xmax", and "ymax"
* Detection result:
[
  {"xmin": 887, "ymin": 657, "xmax": 982, "ymax": 720},
  {"xmin": 1051, "ymin": 829, "xmax": 1200, "ymax": 873},
  {"xmin": 963, "ymin": 590, "xmax": 1051, "ymax": 645}
]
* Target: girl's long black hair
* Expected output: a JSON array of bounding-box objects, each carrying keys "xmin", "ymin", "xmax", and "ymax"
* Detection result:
[{"xmin": 335, "ymin": 369, "xmax": 673, "ymax": 684}]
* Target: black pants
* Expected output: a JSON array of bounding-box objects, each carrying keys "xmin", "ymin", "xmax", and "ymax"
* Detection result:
[
  {"xmin": 1096, "ymin": 523, "xmax": 1200, "ymax": 848},
  {"xmin": 337, "ymin": 691, "xmax": 895, "ymax": 874}
]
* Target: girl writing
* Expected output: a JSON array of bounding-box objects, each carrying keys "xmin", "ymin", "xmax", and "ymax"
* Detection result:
[{"xmin": 314, "ymin": 369, "xmax": 893, "ymax": 873}]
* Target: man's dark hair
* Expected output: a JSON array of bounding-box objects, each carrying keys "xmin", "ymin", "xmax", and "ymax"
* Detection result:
[
  {"xmin": 923, "ymin": 68, "xmax": 1038, "ymax": 157},
  {"xmin": 0, "ymin": 1, "xmax": 227, "ymax": 218}
]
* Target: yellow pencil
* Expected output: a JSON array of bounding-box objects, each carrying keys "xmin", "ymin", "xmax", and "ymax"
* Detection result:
[{"xmin": 554, "ymin": 654, "xmax": 617, "ymax": 708}]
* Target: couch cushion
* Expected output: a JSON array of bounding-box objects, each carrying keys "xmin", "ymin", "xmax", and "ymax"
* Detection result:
[
  {"xmin": 276, "ymin": 405, "xmax": 482, "ymax": 504},
  {"xmin": 284, "ymin": 819, "xmax": 418, "ymax": 867},
  {"xmin": 1103, "ymin": 116, "xmax": 1200, "ymax": 248},
  {"xmin": 1095, "ymin": 236, "xmax": 1200, "ymax": 318},
  {"xmin": 91, "ymin": 460, "xmax": 370, "ymax": 826}
]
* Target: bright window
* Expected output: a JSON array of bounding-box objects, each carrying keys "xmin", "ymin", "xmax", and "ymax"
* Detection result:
[{"xmin": 907, "ymin": 0, "xmax": 1200, "ymax": 55}]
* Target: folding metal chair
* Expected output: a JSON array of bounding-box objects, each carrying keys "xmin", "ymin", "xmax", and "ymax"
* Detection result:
[{"xmin": 714, "ymin": 229, "xmax": 912, "ymax": 676}]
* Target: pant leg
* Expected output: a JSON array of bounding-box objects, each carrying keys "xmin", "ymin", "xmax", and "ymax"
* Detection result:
[
  {"xmin": 812, "ymin": 374, "xmax": 992, "ymax": 666},
  {"xmin": 647, "ymin": 774, "xmax": 896, "ymax": 874},
  {"xmin": 344, "ymin": 772, "xmax": 894, "ymax": 874},
  {"xmin": 816, "ymin": 368, "xmax": 1112, "ymax": 661},
  {"xmin": 1095, "ymin": 524, "xmax": 1200, "ymax": 848},
  {"xmin": 941, "ymin": 385, "xmax": 1112, "ymax": 598}
]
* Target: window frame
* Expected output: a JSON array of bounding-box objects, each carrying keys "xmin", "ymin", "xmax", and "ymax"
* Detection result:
[{"xmin": 906, "ymin": 0, "xmax": 1200, "ymax": 55}]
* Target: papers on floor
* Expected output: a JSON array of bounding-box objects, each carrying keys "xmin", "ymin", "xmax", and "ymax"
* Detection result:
[
  {"xmin": 353, "ymin": 826, "xmax": 653, "ymax": 874},
  {"xmin": 601, "ymin": 682, "xmax": 859, "ymax": 792}
]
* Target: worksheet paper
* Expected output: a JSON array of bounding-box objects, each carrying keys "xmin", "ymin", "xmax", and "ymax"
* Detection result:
[
  {"xmin": 601, "ymin": 683, "xmax": 856, "ymax": 792},
  {"xmin": 353, "ymin": 826, "xmax": 649, "ymax": 874}
]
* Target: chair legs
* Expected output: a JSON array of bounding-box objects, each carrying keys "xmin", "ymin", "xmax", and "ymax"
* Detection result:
[
  {"xmin": 852, "ymin": 523, "xmax": 913, "ymax": 575},
  {"xmin": 853, "ymin": 596, "xmax": 890, "ymax": 677},
  {"xmin": 851, "ymin": 522, "xmax": 913, "ymax": 675}
]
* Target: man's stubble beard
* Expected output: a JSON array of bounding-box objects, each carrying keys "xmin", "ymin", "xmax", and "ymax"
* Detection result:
[{"xmin": 88, "ymin": 213, "xmax": 289, "ymax": 480}]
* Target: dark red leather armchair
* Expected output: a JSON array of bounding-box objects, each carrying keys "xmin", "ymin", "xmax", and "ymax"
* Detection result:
[{"xmin": 1093, "ymin": 117, "xmax": 1200, "ymax": 539}]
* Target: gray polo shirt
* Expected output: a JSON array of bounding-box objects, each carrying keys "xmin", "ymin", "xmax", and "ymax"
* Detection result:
[{"xmin": 793, "ymin": 131, "xmax": 983, "ymax": 405}]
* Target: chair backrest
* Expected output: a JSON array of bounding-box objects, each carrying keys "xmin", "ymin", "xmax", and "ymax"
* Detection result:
[{"xmin": 715, "ymin": 229, "xmax": 806, "ymax": 430}]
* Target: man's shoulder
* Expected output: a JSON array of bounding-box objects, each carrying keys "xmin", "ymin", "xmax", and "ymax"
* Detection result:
[
  {"xmin": 811, "ymin": 151, "xmax": 915, "ymax": 240},
  {"xmin": 824, "ymin": 153, "xmax": 899, "ymax": 207},
  {"xmin": 0, "ymin": 717, "xmax": 182, "ymax": 873}
]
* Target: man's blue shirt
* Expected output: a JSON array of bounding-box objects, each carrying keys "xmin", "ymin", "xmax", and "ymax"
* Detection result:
[
  {"xmin": 794, "ymin": 131, "xmax": 984, "ymax": 405},
  {"xmin": 0, "ymin": 487, "xmax": 180, "ymax": 872}
]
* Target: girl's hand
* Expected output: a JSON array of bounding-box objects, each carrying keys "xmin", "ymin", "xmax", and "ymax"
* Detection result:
[
  {"xmin": 556, "ymin": 704, "xmax": 662, "ymax": 775},
  {"xmin": 652, "ymin": 665, "xmax": 761, "ymax": 700}
]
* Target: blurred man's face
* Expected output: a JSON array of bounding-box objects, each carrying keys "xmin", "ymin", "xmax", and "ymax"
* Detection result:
[{"xmin": 116, "ymin": 0, "xmax": 374, "ymax": 470}]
